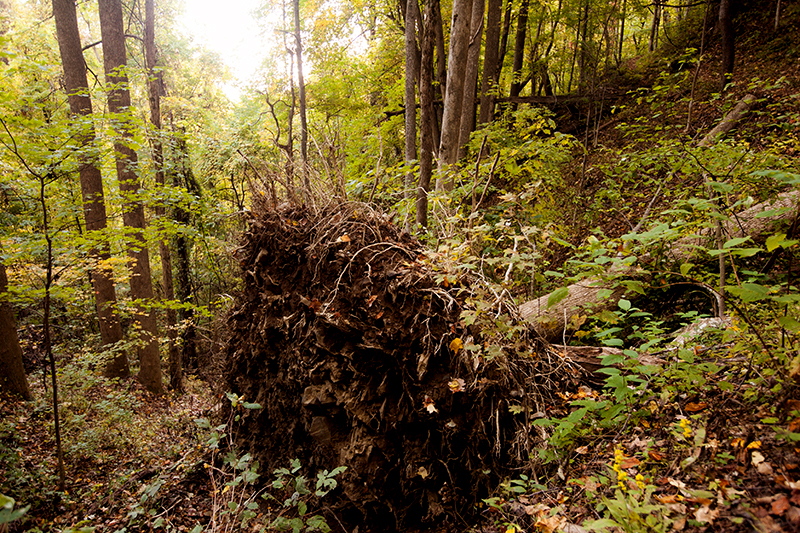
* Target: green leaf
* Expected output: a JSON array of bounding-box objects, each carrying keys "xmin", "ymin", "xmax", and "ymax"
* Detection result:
[
  {"xmin": 723, "ymin": 237, "xmax": 751, "ymax": 249},
  {"xmin": 755, "ymin": 206, "xmax": 791, "ymax": 218},
  {"xmin": 766, "ymin": 233, "xmax": 799, "ymax": 252},
  {"xmin": 778, "ymin": 316, "xmax": 800, "ymax": 333},
  {"xmin": 618, "ymin": 298, "xmax": 631, "ymax": 311},
  {"xmin": 680, "ymin": 263, "xmax": 694, "ymax": 276},
  {"xmin": 726, "ymin": 283, "xmax": 770, "ymax": 302},
  {"xmin": 243, "ymin": 402, "xmax": 262, "ymax": 410},
  {"xmin": 547, "ymin": 287, "xmax": 569, "ymax": 309}
]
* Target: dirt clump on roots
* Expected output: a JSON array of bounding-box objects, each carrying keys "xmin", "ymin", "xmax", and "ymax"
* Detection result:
[{"xmin": 224, "ymin": 201, "xmax": 572, "ymax": 530}]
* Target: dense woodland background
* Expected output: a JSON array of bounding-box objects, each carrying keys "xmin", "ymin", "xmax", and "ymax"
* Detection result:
[{"xmin": 1, "ymin": 0, "xmax": 800, "ymax": 531}]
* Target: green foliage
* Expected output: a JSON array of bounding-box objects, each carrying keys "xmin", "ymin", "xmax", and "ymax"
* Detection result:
[
  {"xmin": 0, "ymin": 493, "xmax": 29, "ymax": 526},
  {"xmin": 189, "ymin": 394, "xmax": 346, "ymax": 533}
]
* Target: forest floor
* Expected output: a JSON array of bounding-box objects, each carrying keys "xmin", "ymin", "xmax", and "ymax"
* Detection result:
[{"xmin": 2, "ymin": 312, "xmax": 800, "ymax": 533}]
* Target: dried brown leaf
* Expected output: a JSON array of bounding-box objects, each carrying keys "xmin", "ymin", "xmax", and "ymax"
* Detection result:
[{"xmin": 771, "ymin": 494, "xmax": 790, "ymax": 516}]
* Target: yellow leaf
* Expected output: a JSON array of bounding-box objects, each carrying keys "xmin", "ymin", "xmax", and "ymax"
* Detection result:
[
  {"xmin": 335, "ymin": 234, "xmax": 351, "ymax": 243},
  {"xmin": 449, "ymin": 338, "xmax": 463, "ymax": 353}
]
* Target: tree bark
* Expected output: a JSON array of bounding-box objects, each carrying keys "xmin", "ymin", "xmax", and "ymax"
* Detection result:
[
  {"xmin": 0, "ymin": 259, "xmax": 32, "ymax": 401},
  {"xmin": 649, "ymin": 1, "xmax": 661, "ymax": 52},
  {"xmin": 479, "ymin": 0, "xmax": 502, "ymax": 124},
  {"xmin": 52, "ymin": 0, "xmax": 128, "ymax": 378},
  {"xmin": 416, "ymin": 0, "xmax": 437, "ymax": 228},
  {"xmin": 145, "ymin": 0, "xmax": 182, "ymax": 392},
  {"xmin": 719, "ymin": 0, "xmax": 735, "ymax": 90},
  {"xmin": 509, "ymin": 0, "xmax": 530, "ymax": 98},
  {"xmin": 294, "ymin": 0, "xmax": 310, "ymax": 195},
  {"xmin": 437, "ymin": 0, "xmax": 473, "ymax": 189},
  {"xmin": 496, "ymin": 0, "xmax": 513, "ymax": 80},
  {"xmin": 457, "ymin": 0, "xmax": 485, "ymax": 159},
  {"xmin": 404, "ymin": 0, "xmax": 418, "ymax": 200},
  {"xmin": 98, "ymin": 0, "xmax": 164, "ymax": 394},
  {"xmin": 172, "ymin": 130, "xmax": 199, "ymax": 374}
]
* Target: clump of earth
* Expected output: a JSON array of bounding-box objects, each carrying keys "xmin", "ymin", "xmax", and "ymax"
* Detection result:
[{"xmin": 224, "ymin": 201, "xmax": 571, "ymax": 530}]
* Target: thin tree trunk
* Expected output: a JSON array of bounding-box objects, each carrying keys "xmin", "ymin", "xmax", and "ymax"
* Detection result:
[
  {"xmin": 293, "ymin": 0, "xmax": 310, "ymax": 196},
  {"xmin": 52, "ymin": 0, "xmax": 128, "ymax": 378},
  {"xmin": 496, "ymin": 0, "xmax": 513, "ymax": 80},
  {"xmin": 0, "ymin": 258, "xmax": 32, "ymax": 401},
  {"xmin": 567, "ymin": 0, "xmax": 583, "ymax": 92},
  {"xmin": 434, "ymin": 0, "xmax": 446, "ymax": 146},
  {"xmin": 417, "ymin": 0, "xmax": 437, "ymax": 228},
  {"xmin": 577, "ymin": 0, "xmax": 591, "ymax": 93},
  {"xmin": 145, "ymin": 0, "xmax": 182, "ymax": 392},
  {"xmin": 509, "ymin": 0, "xmax": 530, "ymax": 98},
  {"xmin": 437, "ymin": 0, "xmax": 473, "ymax": 189},
  {"xmin": 172, "ymin": 131, "xmax": 199, "ymax": 374},
  {"xmin": 404, "ymin": 0, "xmax": 418, "ymax": 200},
  {"xmin": 98, "ymin": 0, "xmax": 164, "ymax": 394},
  {"xmin": 617, "ymin": 0, "xmax": 626, "ymax": 64},
  {"xmin": 457, "ymin": 0, "xmax": 485, "ymax": 159},
  {"xmin": 719, "ymin": 0, "xmax": 734, "ymax": 91},
  {"xmin": 649, "ymin": 1, "xmax": 661, "ymax": 52},
  {"xmin": 479, "ymin": 0, "xmax": 502, "ymax": 124}
]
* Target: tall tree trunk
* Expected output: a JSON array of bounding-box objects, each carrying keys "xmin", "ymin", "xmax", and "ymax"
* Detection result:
[
  {"xmin": 172, "ymin": 130, "xmax": 199, "ymax": 374},
  {"xmin": 416, "ymin": 0, "xmax": 437, "ymax": 228},
  {"xmin": 457, "ymin": 0, "xmax": 485, "ymax": 159},
  {"xmin": 617, "ymin": 0, "xmax": 626, "ymax": 64},
  {"xmin": 145, "ymin": 0, "xmax": 182, "ymax": 392},
  {"xmin": 294, "ymin": 0, "xmax": 310, "ymax": 195},
  {"xmin": 434, "ymin": 0, "xmax": 446, "ymax": 147},
  {"xmin": 719, "ymin": 0, "xmax": 735, "ymax": 91},
  {"xmin": 404, "ymin": 0, "xmax": 418, "ymax": 200},
  {"xmin": 649, "ymin": 1, "xmax": 661, "ymax": 52},
  {"xmin": 437, "ymin": 0, "xmax": 473, "ymax": 189},
  {"xmin": 0, "ymin": 258, "xmax": 32, "ymax": 401},
  {"xmin": 98, "ymin": 0, "xmax": 164, "ymax": 394},
  {"xmin": 496, "ymin": 0, "xmax": 513, "ymax": 80},
  {"xmin": 52, "ymin": 0, "xmax": 128, "ymax": 379},
  {"xmin": 479, "ymin": 0, "xmax": 502, "ymax": 123},
  {"xmin": 509, "ymin": 0, "xmax": 530, "ymax": 98},
  {"xmin": 577, "ymin": 0, "xmax": 591, "ymax": 92}
]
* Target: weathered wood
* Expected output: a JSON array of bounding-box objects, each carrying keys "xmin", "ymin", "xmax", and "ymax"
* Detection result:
[
  {"xmin": 521, "ymin": 189, "xmax": 799, "ymax": 338},
  {"xmin": 519, "ymin": 93, "xmax": 792, "ymax": 340}
]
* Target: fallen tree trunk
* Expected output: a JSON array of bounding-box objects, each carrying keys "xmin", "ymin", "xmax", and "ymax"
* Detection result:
[{"xmin": 520, "ymin": 93, "xmax": 799, "ymax": 339}]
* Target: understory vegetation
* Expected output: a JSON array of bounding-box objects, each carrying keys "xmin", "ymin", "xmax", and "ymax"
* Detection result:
[{"xmin": 2, "ymin": 0, "xmax": 800, "ymax": 531}]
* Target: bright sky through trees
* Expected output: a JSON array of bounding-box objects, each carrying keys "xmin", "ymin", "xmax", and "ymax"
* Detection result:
[{"xmin": 180, "ymin": 0, "xmax": 265, "ymax": 99}]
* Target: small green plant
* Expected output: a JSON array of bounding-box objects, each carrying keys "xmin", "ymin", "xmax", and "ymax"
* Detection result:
[
  {"xmin": 265, "ymin": 458, "xmax": 346, "ymax": 533},
  {"xmin": 0, "ymin": 493, "xmax": 29, "ymax": 527},
  {"xmin": 190, "ymin": 393, "xmax": 346, "ymax": 533},
  {"xmin": 584, "ymin": 485, "xmax": 674, "ymax": 533}
]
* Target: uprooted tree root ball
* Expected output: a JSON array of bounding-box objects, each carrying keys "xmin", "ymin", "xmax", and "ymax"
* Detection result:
[{"xmin": 224, "ymin": 201, "xmax": 576, "ymax": 530}]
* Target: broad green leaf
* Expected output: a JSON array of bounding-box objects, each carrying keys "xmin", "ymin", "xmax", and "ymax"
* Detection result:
[
  {"xmin": 680, "ymin": 262, "xmax": 695, "ymax": 276},
  {"xmin": 547, "ymin": 287, "xmax": 569, "ymax": 309},
  {"xmin": 618, "ymin": 298, "xmax": 631, "ymax": 311},
  {"xmin": 621, "ymin": 280, "xmax": 646, "ymax": 295},
  {"xmin": 755, "ymin": 207, "xmax": 791, "ymax": 218},
  {"xmin": 766, "ymin": 233, "xmax": 799, "ymax": 251},
  {"xmin": 778, "ymin": 316, "xmax": 800, "ymax": 333},
  {"xmin": 726, "ymin": 283, "xmax": 770, "ymax": 302},
  {"xmin": 723, "ymin": 237, "xmax": 751, "ymax": 249}
]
